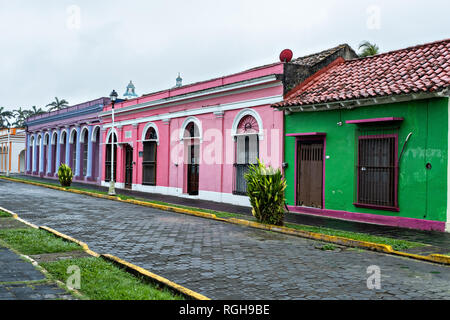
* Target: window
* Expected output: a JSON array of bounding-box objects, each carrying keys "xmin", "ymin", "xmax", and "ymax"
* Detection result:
[
  {"xmin": 142, "ymin": 128, "xmax": 157, "ymax": 185},
  {"xmin": 105, "ymin": 133, "xmax": 117, "ymax": 182},
  {"xmin": 233, "ymin": 115, "xmax": 259, "ymax": 195},
  {"xmin": 184, "ymin": 122, "xmax": 200, "ymax": 195},
  {"xmin": 72, "ymin": 132, "xmax": 77, "ymax": 171},
  {"xmin": 356, "ymin": 134, "xmax": 398, "ymax": 210},
  {"xmin": 82, "ymin": 130, "xmax": 89, "ymax": 176}
]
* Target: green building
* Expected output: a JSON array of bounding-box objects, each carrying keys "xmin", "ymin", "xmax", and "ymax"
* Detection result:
[{"xmin": 273, "ymin": 39, "xmax": 450, "ymax": 232}]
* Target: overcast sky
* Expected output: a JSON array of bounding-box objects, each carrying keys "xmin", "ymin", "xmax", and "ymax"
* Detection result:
[{"xmin": 1, "ymin": 0, "xmax": 449, "ymax": 111}]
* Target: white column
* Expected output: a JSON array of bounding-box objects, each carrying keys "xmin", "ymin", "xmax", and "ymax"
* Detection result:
[
  {"xmin": 47, "ymin": 130, "xmax": 53, "ymax": 175},
  {"xmin": 26, "ymin": 134, "xmax": 31, "ymax": 172},
  {"xmin": 39, "ymin": 133, "xmax": 44, "ymax": 174},
  {"xmin": 32, "ymin": 133, "xmax": 37, "ymax": 173},
  {"xmin": 75, "ymin": 126, "xmax": 82, "ymax": 177},
  {"xmin": 65, "ymin": 128, "xmax": 70, "ymax": 165},
  {"xmin": 86, "ymin": 126, "xmax": 93, "ymax": 179}
]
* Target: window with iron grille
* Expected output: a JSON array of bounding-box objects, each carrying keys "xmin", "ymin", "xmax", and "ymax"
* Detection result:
[
  {"xmin": 71, "ymin": 133, "xmax": 77, "ymax": 172},
  {"xmin": 233, "ymin": 115, "xmax": 260, "ymax": 195},
  {"xmin": 356, "ymin": 134, "xmax": 398, "ymax": 210},
  {"xmin": 105, "ymin": 134, "xmax": 117, "ymax": 182},
  {"xmin": 142, "ymin": 128, "xmax": 157, "ymax": 185},
  {"xmin": 82, "ymin": 131, "xmax": 88, "ymax": 177}
]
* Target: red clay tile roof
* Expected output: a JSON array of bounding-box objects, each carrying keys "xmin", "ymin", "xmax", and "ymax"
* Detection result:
[{"xmin": 274, "ymin": 39, "xmax": 450, "ymax": 108}]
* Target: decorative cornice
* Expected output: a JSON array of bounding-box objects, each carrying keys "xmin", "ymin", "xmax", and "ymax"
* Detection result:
[
  {"xmin": 100, "ymin": 75, "xmax": 281, "ymax": 118},
  {"xmin": 102, "ymin": 95, "xmax": 283, "ymax": 129}
]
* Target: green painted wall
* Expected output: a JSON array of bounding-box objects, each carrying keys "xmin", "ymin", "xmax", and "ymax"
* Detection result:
[{"xmin": 284, "ymin": 97, "xmax": 448, "ymax": 222}]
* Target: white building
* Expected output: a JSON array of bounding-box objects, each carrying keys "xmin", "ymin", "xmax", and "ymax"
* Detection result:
[{"xmin": 0, "ymin": 128, "xmax": 26, "ymax": 174}]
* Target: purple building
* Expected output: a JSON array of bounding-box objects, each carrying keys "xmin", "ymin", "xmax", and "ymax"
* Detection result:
[{"xmin": 25, "ymin": 97, "xmax": 110, "ymax": 184}]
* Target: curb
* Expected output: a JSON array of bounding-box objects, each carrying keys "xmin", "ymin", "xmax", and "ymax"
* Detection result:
[
  {"xmin": 39, "ymin": 226, "xmax": 100, "ymax": 258},
  {"xmin": 101, "ymin": 254, "xmax": 210, "ymax": 300},
  {"xmin": 0, "ymin": 203, "xmax": 210, "ymax": 300},
  {"xmin": 2, "ymin": 176, "xmax": 450, "ymax": 266}
]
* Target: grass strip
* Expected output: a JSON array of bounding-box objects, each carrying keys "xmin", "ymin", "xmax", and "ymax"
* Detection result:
[
  {"xmin": 0, "ymin": 210, "xmax": 11, "ymax": 218},
  {"xmin": 41, "ymin": 257, "xmax": 184, "ymax": 300},
  {"xmin": 0, "ymin": 228, "xmax": 82, "ymax": 255}
]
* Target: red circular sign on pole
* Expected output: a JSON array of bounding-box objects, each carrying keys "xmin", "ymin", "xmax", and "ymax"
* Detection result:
[{"xmin": 279, "ymin": 49, "xmax": 293, "ymax": 62}]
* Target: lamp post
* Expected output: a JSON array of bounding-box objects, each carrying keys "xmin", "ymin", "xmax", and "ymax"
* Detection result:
[{"xmin": 108, "ymin": 90, "xmax": 118, "ymax": 196}]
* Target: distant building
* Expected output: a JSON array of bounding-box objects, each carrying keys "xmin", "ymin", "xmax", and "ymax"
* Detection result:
[
  {"xmin": 0, "ymin": 128, "xmax": 26, "ymax": 174},
  {"xmin": 25, "ymin": 97, "xmax": 110, "ymax": 184}
]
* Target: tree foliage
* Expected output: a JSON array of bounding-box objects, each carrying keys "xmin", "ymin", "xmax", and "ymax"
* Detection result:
[{"xmin": 359, "ymin": 41, "xmax": 380, "ymax": 57}]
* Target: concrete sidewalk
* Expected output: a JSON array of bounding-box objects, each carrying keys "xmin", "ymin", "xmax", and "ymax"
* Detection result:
[
  {"xmin": 0, "ymin": 246, "xmax": 73, "ymax": 300},
  {"xmin": 15, "ymin": 174, "xmax": 450, "ymax": 252}
]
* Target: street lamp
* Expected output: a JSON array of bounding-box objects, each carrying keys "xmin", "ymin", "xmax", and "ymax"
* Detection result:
[{"xmin": 108, "ymin": 90, "xmax": 118, "ymax": 196}]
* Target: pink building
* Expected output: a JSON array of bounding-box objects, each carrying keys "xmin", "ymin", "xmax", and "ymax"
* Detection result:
[{"xmin": 99, "ymin": 45, "xmax": 357, "ymax": 206}]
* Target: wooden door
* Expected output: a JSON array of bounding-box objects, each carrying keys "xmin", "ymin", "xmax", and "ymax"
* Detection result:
[
  {"xmin": 187, "ymin": 144, "xmax": 199, "ymax": 195},
  {"xmin": 124, "ymin": 145, "xmax": 133, "ymax": 189},
  {"xmin": 297, "ymin": 141, "xmax": 323, "ymax": 208}
]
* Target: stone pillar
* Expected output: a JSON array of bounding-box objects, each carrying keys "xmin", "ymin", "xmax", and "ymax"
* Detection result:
[
  {"xmin": 39, "ymin": 133, "xmax": 44, "ymax": 175},
  {"xmin": 86, "ymin": 126, "xmax": 93, "ymax": 180},
  {"xmin": 55, "ymin": 129, "xmax": 61, "ymax": 174},
  {"xmin": 132, "ymin": 124, "xmax": 139, "ymax": 187},
  {"xmin": 26, "ymin": 134, "xmax": 31, "ymax": 173},
  {"xmin": 47, "ymin": 130, "xmax": 53, "ymax": 175},
  {"xmin": 115, "ymin": 127, "xmax": 123, "ymax": 185},
  {"xmin": 32, "ymin": 133, "xmax": 37, "ymax": 174},
  {"xmin": 65, "ymin": 128, "xmax": 70, "ymax": 166},
  {"xmin": 75, "ymin": 126, "xmax": 82, "ymax": 178},
  {"xmin": 100, "ymin": 128, "xmax": 107, "ymax": 183}
]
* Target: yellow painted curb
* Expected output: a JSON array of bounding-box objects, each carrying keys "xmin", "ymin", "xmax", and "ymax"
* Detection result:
[
  {"xmin": 0, "ymin": 205, "xmax": 39, "ymax": 228},
  {"xmin": 2, "ymin": 176, "xmax": 449, "ymax": 266},
  {"xmin": 39, "ymin": 226, "xmax": 100, "ymax": 258},
  {"xmin": 101, "ymin": 253, "xmax": 210, "ymax": 300}
]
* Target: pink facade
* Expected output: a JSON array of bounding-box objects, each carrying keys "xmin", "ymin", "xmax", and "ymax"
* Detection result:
[{"xmin": 100, "ymin": 64, "xmax": 285, "ymax": 206}]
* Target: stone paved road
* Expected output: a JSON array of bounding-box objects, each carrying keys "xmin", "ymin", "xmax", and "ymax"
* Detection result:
[{"xmin": 0, "ymin": 179, "xmax": 449, "ymax": 300}]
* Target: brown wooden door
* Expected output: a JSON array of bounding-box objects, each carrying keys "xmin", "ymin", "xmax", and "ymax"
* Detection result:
[
  {"xmin": 124, "ymin": 145, "xmax": 133, "ymax": 189},
  {"xmin": 187, "ymin": 144, "xmax": 199, "ymax": 195},
  {"xmin": 297, "ymin": 141, "xmax": 323, "ymax": 208}
]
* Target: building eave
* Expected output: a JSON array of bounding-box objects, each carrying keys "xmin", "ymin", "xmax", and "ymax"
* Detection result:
[{"xmin": 277, "ymin": 89, "xmax": 450, "ymax": 113}]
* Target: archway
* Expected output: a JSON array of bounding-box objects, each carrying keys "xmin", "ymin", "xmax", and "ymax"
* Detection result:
[
  {"xmin": 105, "ymin": 132, "xmax": 117, "ymax": 182},
  {"xmin": 233, "ymin": 114, "xmax": 260, "ymax": 194},
  {"xmin": 183, "ymin": 121, "xmax": 200, "ymax": 195},
  {"xmin": 142, "ymin": 125, "xmax": 158, "ymax": 186}
]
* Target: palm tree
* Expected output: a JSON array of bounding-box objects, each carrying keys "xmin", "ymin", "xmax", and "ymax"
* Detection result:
[
  {"xmin": 358, "ymin": 41, "xmax": 380, "ymax": 57},
  {"xmin": 0, "ymin": 107, "xmax": 14, "ymax": 128},
  {"xmin": 12, "ymin": 107, "xmax": 31, "ymax": 127},
  {"xmin": 29, "ymin": 105, "xmax": 46, "ymax": 117},
  {"xmin": 46, "ymin": 97, "xmax": 69, "ymax": 112}
]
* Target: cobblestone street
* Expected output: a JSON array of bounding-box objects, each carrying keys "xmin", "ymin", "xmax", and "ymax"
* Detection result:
[{"xmin": 0, "ymin": 179, "xmax": 449, "ymax": 300}]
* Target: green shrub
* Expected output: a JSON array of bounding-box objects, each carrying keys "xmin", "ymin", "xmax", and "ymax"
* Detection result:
[
  {"xmin": 245, "ymin": 160, "xmax": 287, "ymax": 226},
  {"xmin": 58, "ymin": 164, "xmax": 73, "ymax": 187}
]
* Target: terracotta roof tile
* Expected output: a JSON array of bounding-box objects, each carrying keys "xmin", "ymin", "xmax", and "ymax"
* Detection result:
[{"xmin": 274, "ymin": 39, "xmax": 450, "ymax": 108}]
